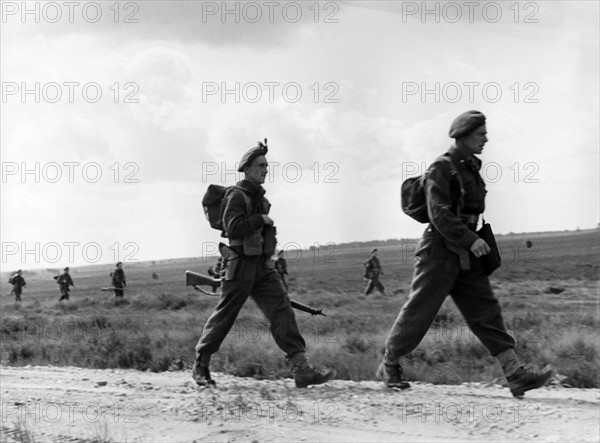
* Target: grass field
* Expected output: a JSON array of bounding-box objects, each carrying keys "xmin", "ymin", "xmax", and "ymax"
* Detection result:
[{"xmin": 2, "ymin": 229, "xmax": 598, "ymax": 388}]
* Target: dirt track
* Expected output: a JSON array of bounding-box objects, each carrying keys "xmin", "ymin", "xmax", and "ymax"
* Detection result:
[{"xmin": 1, "ymin": 366, "xmax": 598, "ymax": 442}]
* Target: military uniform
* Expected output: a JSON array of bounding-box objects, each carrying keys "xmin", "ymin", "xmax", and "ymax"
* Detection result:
[
  {"xmin": 384, "ymin": 145, "xmax": 515, "ymax": 361},
  {"xmin": 9, "ymin": 272, "xmax": 26, "ymax": 302},
  {"xmin": 380, "ymin": 111, "xmax": 553, "ymax": 397},
  {"xmin": 111, "ymin": 265, "xmax": 126, "ymax": 298},
  {"xmin": 364, "ymin": 252, "xmax": 385, "ymax": 295},
  {"xmin": 194, "ymin": 141, "xmax": 334, "ymax": 388},
  {"xmin": 195, "ymin": 179, "xmax": 306, "ymax": 359},
  {"xmin": 56, "ymin": 269, "xmax": 74, "ymax": 301}
]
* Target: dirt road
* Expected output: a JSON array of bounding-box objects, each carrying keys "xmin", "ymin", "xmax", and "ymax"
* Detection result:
[{"xmin": 1, "ymin": 366, "xmax": 598, "ymax": 442}]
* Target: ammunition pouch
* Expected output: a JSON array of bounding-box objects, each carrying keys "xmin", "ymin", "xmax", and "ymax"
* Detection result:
[{"xmin": 228, "ymin": 226, "xmax": 277, "ymax": 257}]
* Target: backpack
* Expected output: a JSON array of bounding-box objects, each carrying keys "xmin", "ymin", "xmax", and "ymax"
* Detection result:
[
  {"xmin": 401, "ymin": 154, "xmax": 464, "ymax": 223},
  {"xmin": 202, "ymin": 185, "xmax": 251, "ymax": 232}
]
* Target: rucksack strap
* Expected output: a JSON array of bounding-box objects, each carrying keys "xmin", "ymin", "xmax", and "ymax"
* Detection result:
[{"xmin": 441, "ymin": 153, "xmax": 465, "ymax": 218}]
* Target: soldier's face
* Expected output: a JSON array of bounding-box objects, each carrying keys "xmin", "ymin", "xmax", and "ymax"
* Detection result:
[
  {"xmin": 460, "ymin": 125, "xmax": 488, "ymax": 155},
  {"xmin": 245, "ymin": 155, "xmax": 268, "ymax": 184}
]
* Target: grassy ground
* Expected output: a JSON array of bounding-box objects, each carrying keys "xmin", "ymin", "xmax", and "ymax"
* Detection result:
[{"xmin": 1, "ymin": 229, "xmax": 598, "ymax": 388}]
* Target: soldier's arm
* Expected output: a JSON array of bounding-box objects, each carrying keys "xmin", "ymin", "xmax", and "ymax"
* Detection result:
[
  {"xmin": 425, "ymin": 160, "xmax": 479, "ymax": 250},
  {"xmin": 223, "ymin": 192, "xmax": 265, "ymax": 239}
]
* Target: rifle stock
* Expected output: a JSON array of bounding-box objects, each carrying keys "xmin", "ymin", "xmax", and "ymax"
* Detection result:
[{"xmin": 185, "ymin": 270, "xmax": 325, "ymax": 316}]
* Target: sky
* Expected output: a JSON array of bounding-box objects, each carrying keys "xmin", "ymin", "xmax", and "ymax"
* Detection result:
[{"xmin": 1, "ymin": 0, "xmax": 599, "ymax": 270}]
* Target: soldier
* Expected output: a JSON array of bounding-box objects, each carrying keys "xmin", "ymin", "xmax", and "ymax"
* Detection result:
[
  {"xmin": 111, "ymin": 262, "xmax": 126, "ymax": 298},
  {"xmin": 193, "ymin": 140, "xmax": 335, "ymax": 388},
  {"xmin": 274, "ymin": 250, "xmax": 288, "ymax": 290},
  {"xmin": 55, "ymin": 267, "xmax": 74, "ymax": 301},
  {"xmin": 363, "ymin": 249, "xmax": 386, "ymax": 296},
  {"xmin": 9, "ymin": 270, "xmax": 26, "ymax": 303},
  {"xmin": 378, "ymin": 111, "xmax": 554, "ymax": 397}
]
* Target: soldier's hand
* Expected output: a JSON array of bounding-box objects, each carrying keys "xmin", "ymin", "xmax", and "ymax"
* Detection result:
[
  {"xmin": 262, "ymin": 215, "xmax": 274, "ymax": 226},
  {"xmin": 471, "ymin": 238, "xmax": 490, "ymax": 257}
]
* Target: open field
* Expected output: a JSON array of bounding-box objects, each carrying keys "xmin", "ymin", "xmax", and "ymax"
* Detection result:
[{"xmin": 1, "ymin": 229, "xmax": 599, "ymax": 389}]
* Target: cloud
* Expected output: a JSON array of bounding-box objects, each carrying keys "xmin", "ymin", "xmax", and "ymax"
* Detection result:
[{"xmin": 1, "ymin": 1, "xmax": 317, "ymax": 48}]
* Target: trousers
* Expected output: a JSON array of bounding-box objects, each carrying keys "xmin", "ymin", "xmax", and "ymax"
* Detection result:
[
  {"xmin": 364, "ymin": 275, "xmax": 385, "ymax": 295},
  {"xmin": 385, "ymin": 229, "xmax": 515, "ymax": 362},
  {"xmin": 195, "ymin": 255, "xmax": 306, "ymax": 359}
]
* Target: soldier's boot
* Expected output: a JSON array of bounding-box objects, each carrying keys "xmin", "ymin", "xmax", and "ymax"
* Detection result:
[
  {"xmin": 376, "ymin": 359, "xmax": 411, "ymax": 389},
  {"xmin": 507, "ymin": 365, "xmax": 554, "ymax": 398},
  {"xmin": 291, "ymin": 353, "xmax": 336, "ymax": 388},
  {"xmin": 192, "ymin": 354, "xmax": 216, "ymax": 387}
]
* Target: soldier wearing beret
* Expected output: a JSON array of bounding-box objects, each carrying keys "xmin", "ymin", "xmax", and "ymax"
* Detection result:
[
  {"xmin": 55, "ymin": 267, "xmax": 74, "ymax": 301},
  {"xmin": 378, "ymin": 111, "xmax": 554, "ymax": 397},
  {"xmin": 193, "ymin": 139, "xmax": 336, "ymax": 388},
  {"xmin": 363, "ymin": 249, "xmax": 386, "ymax": 296}
]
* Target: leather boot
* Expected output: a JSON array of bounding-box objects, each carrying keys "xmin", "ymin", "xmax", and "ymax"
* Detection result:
[
  {"xmin": 376, "ymin": 359, "xmax": 411, "ymax": 389},
  {"xmin": 507, "ymin": 365, "xmax": 554, "ymax": 397}
]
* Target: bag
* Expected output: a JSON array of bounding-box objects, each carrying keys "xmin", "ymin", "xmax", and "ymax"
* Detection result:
[
  {"xmin": 202, "ymin": 185, "xmax": 232, "ymax": 231},
  {"xmin": 202, "ymin": 185, "xmax": 251, "ymax": 232},
  {"xmin": 401, "ymin": 155, "xmax": 463, "ymax": 223},
  {"xmin": 476, "ymin": 220, "xmax": 501, "ymax": 275}
]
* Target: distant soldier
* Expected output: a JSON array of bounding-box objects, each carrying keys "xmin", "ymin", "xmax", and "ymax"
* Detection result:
[
  {"xmin": 55, "ymin": 267, "xmax": 74, "ymax": 301},
  {"xmin": 274, "ymin": 251, "xmax": 288, "ymax": 290},
  {"xmin": 110, "ymin": 262, "xmax": 126, "ymax": 298},
  {"xmin": 364, "ymin": 249, "xmax": 386, "ymax": 296},
  {"xmin": 9, "ymin": 270, "xmax": 26, "ymax": 302},
  {"xmin": 207, "ymin": 257, "xmax": 224, "ymax": 292},
  {"xmin": 525, "ymin": 240, "xmax": 533, "ymax": 249}
]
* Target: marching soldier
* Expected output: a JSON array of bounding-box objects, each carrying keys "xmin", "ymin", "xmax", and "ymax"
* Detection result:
[
  {"xmin": 378, "ymin": 111, "xmax": 554, "ymax": 397},
  {"xmin": 9, "ymin": 270, "xmax": 26, "ymax": 303},
  {"xmin": 55, "ymin": 267, "xmax": 74, "ymax": 301},
  {"xmin": 193, "ymin": 139, "xmax": 335, "ymax": 388},
  {"xmin": 363, "ymin": 249, "xmax": 386, "ymax": 296},
  {"xmin": 111, "ymin": 262, "xmax": 126, "ymax": 298}
]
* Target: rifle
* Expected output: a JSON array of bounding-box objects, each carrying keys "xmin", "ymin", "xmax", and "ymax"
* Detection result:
[
  {"xmin": 101, "ymin": 287, "xmax": 127, "ymax": 291},
  {"xmin": 185, "ymin": 270, "xmax": 326, "ymax": 316}
]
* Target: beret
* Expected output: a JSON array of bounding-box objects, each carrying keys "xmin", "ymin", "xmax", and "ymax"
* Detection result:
[
  {"xmin": 237, "ymin": 138, "xmax": 268, "ymax": 172},
  {"xmin": 64, "ymin": 267, "xmax": 69, "ymax": 271},
  {"xmin": 449, "ymin": 110, "xmax": 486, "ymax": 139},
  {"xmin": 371, "ymin": 248, "xmax": 378, "ymax": 253}
]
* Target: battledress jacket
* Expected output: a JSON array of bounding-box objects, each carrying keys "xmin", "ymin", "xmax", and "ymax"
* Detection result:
[
  {"xmin": 222, "ymin": 179, "xmax": 275, "ymax": 256},
  {"xmin": 424, "ymin": 145, "xmax": 486, "ymax": 268}
]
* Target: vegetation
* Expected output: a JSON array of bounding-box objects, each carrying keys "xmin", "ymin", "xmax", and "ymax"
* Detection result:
[{"xmin": 1, "ymin": 229, "xmax": 598, "ymax": 388}]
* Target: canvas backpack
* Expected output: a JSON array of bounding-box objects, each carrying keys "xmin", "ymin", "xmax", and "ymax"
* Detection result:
[
  {"xmin": 202, "ymin": 185, "xmax": 251, "ymax": 232},
  {"xmin": 401, "ymin": 154, "xmax": 464, "ymax": 223}
]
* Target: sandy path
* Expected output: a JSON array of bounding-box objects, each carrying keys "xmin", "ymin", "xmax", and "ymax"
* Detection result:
[{"xmin": 1, "ymin": 366, "xmax": 598, "ymax": 442}]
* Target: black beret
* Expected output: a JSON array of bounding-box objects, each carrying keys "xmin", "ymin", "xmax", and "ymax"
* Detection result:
[
  {"xmin": 64, "ymin": 267, "xmax": 69, "ymax": 271},
  {"xmin": 371, "ymin": 248, "xmax": 378, "ymax": 253},
  {"xmin": 449, "ymin": 110, "xmax": 486, "ymax": 139},
  {"xmin": 237, "ymin": 138, "xmax": 268, "ymax": 172}
]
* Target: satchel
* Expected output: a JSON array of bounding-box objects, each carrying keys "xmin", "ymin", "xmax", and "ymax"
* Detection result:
[{"xmin": 476, "ymin": 220, "xmax": 501, "ymax": 275}]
